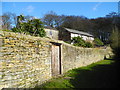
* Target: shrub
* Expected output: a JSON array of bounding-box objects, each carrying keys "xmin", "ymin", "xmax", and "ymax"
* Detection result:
[
  {"xmin": 11, "ymin": 17, "xmax": 46, "ymax": 37},
  {"xmin": 37, "ymin": 28, "xmax": 46, "ymax": 37},
  {"xmin": 85, "ymin": 42, "xmax": 93, "ymax": 48},
  {"xmin": 72, "ymin": 36, "xmax": 93, "ymax": 48},
  {"xmin": 93, "ymin": 38, "xmax": 104, "ymax": 46},
  {"xmin": 11, "ymin": 27, "xmax": 21, "ymax": 32},
  {"xmin": 72, "ymin": 36, "xmax": 86, "ymax": 47}
]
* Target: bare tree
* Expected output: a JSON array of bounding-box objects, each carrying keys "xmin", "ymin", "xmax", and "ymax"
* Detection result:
[
  {"xmin": 43, "ymin": 11, "xmax": 65, "ymax": 28},
  {"xmin": 43, "ymin": 11, "xmax": 57, "ymax": 27},
  {"xmin": 2, "ymin": 12, "xmax": 17, "ymax": 30}
]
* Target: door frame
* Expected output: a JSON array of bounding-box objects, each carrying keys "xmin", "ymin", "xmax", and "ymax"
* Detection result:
[{"xmin": 51, "ymin": 42, "xmax": 62, "ymax": 76}]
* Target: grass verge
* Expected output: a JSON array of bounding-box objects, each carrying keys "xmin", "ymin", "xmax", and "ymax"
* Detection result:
[{"xmin": 35, "ymin": 59, "xmax": 118, "ymax": 88}]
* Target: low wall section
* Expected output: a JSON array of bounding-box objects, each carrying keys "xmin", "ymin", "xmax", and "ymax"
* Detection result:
[{"xmin": 61, "ymin": 44, "xmax": 110, "ymax": 73}]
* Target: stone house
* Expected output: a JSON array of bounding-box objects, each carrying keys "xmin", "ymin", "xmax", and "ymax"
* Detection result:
[
  {"xmin": 59, "ymin": 28, "xmax": 94, "ymax": 42},
  {"xmin": 45, "ymin": 27, "xmax": 59, "ymax": 40}
]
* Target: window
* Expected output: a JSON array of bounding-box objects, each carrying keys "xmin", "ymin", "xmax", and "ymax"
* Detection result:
[{"xmin": 50, "ymin": 31, "xmax": 52, "ymax": 35}]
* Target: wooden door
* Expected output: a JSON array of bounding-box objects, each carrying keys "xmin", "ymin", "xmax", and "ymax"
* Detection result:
[{"xmin": 51, "ymin": 45, "xmax": 61, "ymax": 76}]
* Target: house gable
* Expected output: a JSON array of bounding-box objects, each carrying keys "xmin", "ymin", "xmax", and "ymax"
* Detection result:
[{"xmin": 64, "ymin": 28, "xmax": 94, "ymax": 42}]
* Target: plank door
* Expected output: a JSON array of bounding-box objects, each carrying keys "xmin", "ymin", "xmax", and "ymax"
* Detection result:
[{"xmin": 51, "ymin": 45, "xmax": 61, "ymax": 76}]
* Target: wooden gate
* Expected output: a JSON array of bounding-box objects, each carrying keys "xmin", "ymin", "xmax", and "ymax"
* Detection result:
[{"xmin": 51, "ymin": 43, "xmax": 61, "ymax": 76}]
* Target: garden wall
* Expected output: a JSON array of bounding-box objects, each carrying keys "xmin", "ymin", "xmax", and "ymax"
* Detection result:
[
  {"xmin": 0, "ymin": 31, "xmax": 52, "ymax": 89},
  {"xmin": 0, "ymin": 31, "xmax": 112, "ymax": 89},
  {"xmin": 61, "ymin": 43, "xmax": 111, "ymax": 73}
]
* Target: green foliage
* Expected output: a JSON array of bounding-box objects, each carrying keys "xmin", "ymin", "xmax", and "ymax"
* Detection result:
[
  {"xmin": 11, "ymin": 27, "xmax": 21, "ymax": 32},
  {"xmin": 109, "ymin": 27, "xmax": 120, "ymax": 60},
  {"xmin": 11, "ymin": 15, "xmax": 46, "ymax": 37},
  {"xmin": 85, "ymin": 42, "xmax": 93, "ymax": 48},
  {"xmin": 93, "ymin": 38, "xmax": 104, "ymax": 46},
  {"xmin": 37, "ymin": 28, "xmax": 46, "ymax": 37},
  {"xmin": 65, "ymin": 41, "xmax": 71, "ymax": 44},
  {"xmin": 72, "ymin": 36, "xmax": 86, "ymax": 47},
  {"xmin": 2, "ymin": 29, "xmax": 12, "ymax": 32},
  {"xmin": 72, "ymin": 36, "xmax": 93, "ymax": 48},
  {"xmin": 110, "ymin": 27, "xmax": 119, "ymax": 49}
]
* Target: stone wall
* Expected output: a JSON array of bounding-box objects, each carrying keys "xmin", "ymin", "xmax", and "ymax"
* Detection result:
[
  {"xmin": 45, "ymin": 28, "xmax": 59, "ymax": 40},
  {"xmin": 0, "ymin": 31, "xmax": 52, "ymax": 88},
  {"xmin": 0, "ymin": 31, "xmax": 112, "ymax": 89},
  {"xmin": 61, "ymin": 43, "xmax": 111, "ymax": 73}
]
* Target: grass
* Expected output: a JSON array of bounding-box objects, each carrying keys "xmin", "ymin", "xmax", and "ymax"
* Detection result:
[{"xmin": 35, "ymin": 59, "xmax": 119, "ymax": 88}]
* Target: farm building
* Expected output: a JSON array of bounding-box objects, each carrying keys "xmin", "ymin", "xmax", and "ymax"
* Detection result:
[{"xmin": 59, "ymin": 28, "xmax": 94, "ymax": 42}]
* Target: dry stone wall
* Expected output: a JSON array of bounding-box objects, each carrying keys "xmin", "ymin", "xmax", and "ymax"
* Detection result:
[
  {"xmin": 0, "ymin": 31, "xmax": 112, "ymax": 89},
  {"xmin": 0, "ymin": 31, "xmax": 52, "ymax": 88},
  {"xmin": 61, "ymin": 44, "xmax": 111, "ymax": 73}
]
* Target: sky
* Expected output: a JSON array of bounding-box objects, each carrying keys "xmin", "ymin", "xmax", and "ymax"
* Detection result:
[
  {"xmin": 1, "ymin": 2, "xmax": 118, "ymax": 19},
  {"xmin": 1, "ymin": 0, "xmax": 119, "ymax": 2}
]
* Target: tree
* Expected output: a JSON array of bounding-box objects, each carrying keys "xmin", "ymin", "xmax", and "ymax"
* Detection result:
[
  {"xmin": 1, "ymin": 12, "xmax": 17, "ymax": 30},
  {"xmin": 43, "ymin": 11, "xmax": 57, "ymax": 27},
  {"xmin": 60, "ymin": 15, "xmax": 92, "ymax": 33},
  {"xmin": 109, "ymin": 26, "xmax": 120, "ymax": 60},
  {"xmin": 12, "ymin": 15, "xmax": 46, "ymax": 37},
  {"xmin": 30, "ymin": 19, "xmax": 46, "ymax": 37},
  {"xmin": 106, "ymin": 12, "xmax": 118, "ymax": 18},
  {"xmin": 90, "ymin": 17, "xmax": 113, "ymax": 44},
  {"xmin": 43, "ymin": 11, "xmax": 65, "ymax": 28},
  {"xmin": 54, "ymin": 15, "xmax": 65, "ymax": 28},
  {"xmin": 24, "ymin": 15, "xmax": 35, "ymax": 21},
  {"xmin": 16, "ymin": 14, "xmax": 25, "ymax": 29}
]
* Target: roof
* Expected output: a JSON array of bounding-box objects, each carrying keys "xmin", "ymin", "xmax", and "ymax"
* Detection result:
[{"xmin": 64, "ymin": 28, "xmax": 93, "ymax": 37}]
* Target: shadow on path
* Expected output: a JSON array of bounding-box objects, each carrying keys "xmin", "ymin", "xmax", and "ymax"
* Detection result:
[{"xmin": 69, "ymin": 59, "xmax": 119, "ymax": 88}]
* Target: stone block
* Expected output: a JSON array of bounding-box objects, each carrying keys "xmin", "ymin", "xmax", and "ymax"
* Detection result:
[{"xmin": 0, "ymin": 38, "xmax": 3, "ymax": 47}]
